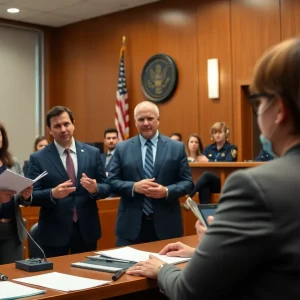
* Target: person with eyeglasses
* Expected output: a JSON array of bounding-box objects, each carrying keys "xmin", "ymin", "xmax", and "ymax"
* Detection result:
[{"xmin": 126, "ymin": 38, "xmax": 300, "ymax": 300}]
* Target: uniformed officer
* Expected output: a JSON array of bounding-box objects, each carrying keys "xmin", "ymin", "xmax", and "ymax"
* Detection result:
[
  {"xmin": 203, "ymin": 122, "xmax": 237, "ymax": 162},
  {"xmin": 189, "ymin": 122, "xmax": 238, "ymax": 204},
  {"xmin": 254, "ymin": 149, "xmax": 275, "ymax": 161}
]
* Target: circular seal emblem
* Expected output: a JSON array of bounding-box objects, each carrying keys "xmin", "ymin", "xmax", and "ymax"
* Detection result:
[{"xmin": 141, "ymin": 54, "xmax": 178, "ymax": 103}]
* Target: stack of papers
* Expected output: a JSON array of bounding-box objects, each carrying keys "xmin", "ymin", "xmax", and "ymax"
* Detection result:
[
  {"xmin": 95, "ymin": 246, "xmax": 191, "ymax": 264},
  {"xmin": 0, "ymin": 169, "xmax": 48, "ymax": 193},
  {"xmin": 0, "ymin": 281, "xmax": 45, "ymax": 300},
  {"xmin": 13, "ymin": 272, "xmax": 110, "ymax": 292}
]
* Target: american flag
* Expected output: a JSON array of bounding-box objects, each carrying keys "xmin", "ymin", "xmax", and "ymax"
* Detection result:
[{"xmin": 114, "ymin": 43, "xmax": 129, "ymax": 141}]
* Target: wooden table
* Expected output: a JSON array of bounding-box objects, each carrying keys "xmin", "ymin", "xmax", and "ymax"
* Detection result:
[
  {"xmin": 189, "ymin": 162, "xmax": 262, "ymax": 185},
  {"xmin": 21, "ymin": 196, "xmax": 198, "ymax": 258},
  {"xmin": 1, "ymin": 235, "xmax": 198, "ymax": 300}
]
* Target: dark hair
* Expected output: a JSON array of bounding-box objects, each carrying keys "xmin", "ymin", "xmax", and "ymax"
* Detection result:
[
  {"xmin": 104, "ymin": 128, "xmax": 118, "ymax": 138},
  {"xmin": 0, "ymin": 122, "xmax": 14, "ymax": 168},
  {"xmin": 46, "ymin": 106, "xmax": 74, "ymax": 128},
  {"xmin": 34, "ymin": 136, "xmax": 48, "ymax": 151},
  {"xmin": 186, "ymin": 134, "xmax": 204, "ymax": 156},
  {"xmin": 170, "ymin": 132, "xmax": 182, "ymax": 141}
]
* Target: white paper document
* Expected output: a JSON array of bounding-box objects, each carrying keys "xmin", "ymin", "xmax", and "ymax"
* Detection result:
[
  {"xmin": 0, "ymin": 281, "xmax": 45, "ymax": 300},
  {"xmin": 13, "ymin": 272, "xmax": 110, "ymax": 292},
  {"xmin": 0, "ymin": 169, "xmax": 48, "ymax": 193},
  {"xmin": 96, "ymin": 246, "xmax": 191, "ymax": 265}
]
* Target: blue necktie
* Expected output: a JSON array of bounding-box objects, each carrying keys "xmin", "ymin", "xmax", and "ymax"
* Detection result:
[{"xmin": 143, "ymin": 140, "xmax": 154, "ymax": 215}]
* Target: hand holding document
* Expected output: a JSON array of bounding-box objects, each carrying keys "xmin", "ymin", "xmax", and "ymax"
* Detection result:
[{"xmin": 0, "ymin": 169, "xmax": 48, "ymax": 194}]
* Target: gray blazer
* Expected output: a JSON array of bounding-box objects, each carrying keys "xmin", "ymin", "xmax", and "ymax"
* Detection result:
[
  {"xmin": 158, "ymin": 144, "xmax": 300, "ymax": 300},
  {"xmin": 0, "ymin": 158, "xmax": 31, "ymax": 243}
]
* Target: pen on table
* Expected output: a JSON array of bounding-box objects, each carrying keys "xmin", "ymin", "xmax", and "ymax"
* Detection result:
[
  {"xmin": 112, "ymin": 269, "xmax": 126, "ymax": 281},
  {"xmin": 0, "ymin": 273, "xmax": 8, "ymax": 281}
]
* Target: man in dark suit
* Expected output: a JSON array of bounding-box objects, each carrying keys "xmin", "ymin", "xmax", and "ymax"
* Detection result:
[
  {"xmin": 108, "ymin": 101, "xmax": 193, "ymax": 246},
  {"xmin": 100, "ymin": 128, "xmax": 119, "ymax": 175},
  {"xmin": 28, "ymin": 106, "xmax": 111, "ymax": 257}
]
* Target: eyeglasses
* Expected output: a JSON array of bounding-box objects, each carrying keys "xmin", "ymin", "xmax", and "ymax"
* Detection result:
[{"xmin": 248, "ymin": 93, "xmax": 276, "ymax": 115}]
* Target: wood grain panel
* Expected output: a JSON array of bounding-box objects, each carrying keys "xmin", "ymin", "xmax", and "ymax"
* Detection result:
[
  {"xmin": 197, "ymin": 0, "xmax": 233, "ymax": 147},
  {"xmin": 154, "ymin": 0, "xmax": 199, "ymax": 141},
  {"xmin": 230, "ymin": 0, "xmax": 281, "ymax": 160},
  {"xmin": 281, "ymin": 0, "xmax": 300, "ymax": 39},
  {"xmin": 54, "ymin": 23, "xmax": 87, "ymax": 139},
  {"xmin": 50, "ymin": 0, "xmax": 201, "ymax": 144}
]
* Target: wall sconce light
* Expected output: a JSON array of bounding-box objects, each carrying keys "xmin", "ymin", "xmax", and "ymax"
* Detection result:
[{"xmin": 207, "ymin": 58, "xmax": 219, "ymax": 99}]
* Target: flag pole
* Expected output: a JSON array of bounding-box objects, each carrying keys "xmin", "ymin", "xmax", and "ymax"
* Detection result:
[{"xmin": 120, "ymin": 36, "xmax": 126, "ymax": 57}]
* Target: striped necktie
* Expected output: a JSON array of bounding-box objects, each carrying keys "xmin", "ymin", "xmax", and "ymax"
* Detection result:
[
  {"xmin": 65, "ymin": 148, "xmax": 78, "ymax": 223},
  {"xmin": 143, "ymin": 140, "xmax": 154, "ymax": 215}
]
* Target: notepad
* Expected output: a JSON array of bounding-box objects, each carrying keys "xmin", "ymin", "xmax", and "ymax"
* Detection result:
[
  {"xmin": 0, "ymin": 281, "xmax": 45, "ymax": 300},
  {"xmin": 0, "ymin": 169, "xmax": 48, "ymax": 193},
  {"xmin": 13, "ymin": 272, "xmax": 110, "ymax": 292},
  {"xmin": 95, "ymin": 246, "xmax": 191, "ymax": 265}
]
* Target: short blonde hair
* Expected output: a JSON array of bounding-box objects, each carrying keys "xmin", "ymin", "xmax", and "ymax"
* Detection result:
[
  {"xmin": 250, "ymin": 37, "xmax": 300, "ymax": 132},
  {"xmin": 210, "ymin": 122, "xmax": 230, "ymax": 138}
]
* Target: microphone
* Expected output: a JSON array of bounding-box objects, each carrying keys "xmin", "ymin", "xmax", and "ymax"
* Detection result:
[
  {"xmin": 15, "ymin": 216, "xmax": 53, "ymax": 272},
  {"xmin": 0, "ymin": 273, "xmax": 8, "ymax": 281}
]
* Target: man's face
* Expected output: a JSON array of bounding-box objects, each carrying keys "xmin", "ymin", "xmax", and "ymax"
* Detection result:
[
  {"xmin": 135, "ymin": 106, "xmax": 159, "ymax": 140},
  {"xmin": 48, "ymin": 112, "xmax": 74, "ymax": 148},
  {"xmin": 104, "ymin": 132, "xmax": 118, "ymax": 151}
]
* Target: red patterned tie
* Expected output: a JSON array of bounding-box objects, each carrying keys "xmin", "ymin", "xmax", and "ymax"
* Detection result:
[{"xmin": 65, "ymin": 148, "xmax": 78, "ymax": 222}]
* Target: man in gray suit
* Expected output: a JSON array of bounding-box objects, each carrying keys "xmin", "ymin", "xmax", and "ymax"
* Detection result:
[
  {"xmin": 126, "ymin": 37, "xmax": 300, "ymax": 300},
  {"xmin": 108, "ymin": 101, "xmax": 193, "ymax": 246}
]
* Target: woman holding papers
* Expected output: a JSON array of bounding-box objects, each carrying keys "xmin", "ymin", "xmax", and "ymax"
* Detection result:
[
  {"xmin": 127, "ymin": 38, "xmax": 300, "ymax": 299},
  {"xmin": 0, "ymin": 122, "xmax": 32, "ymax": 265}
]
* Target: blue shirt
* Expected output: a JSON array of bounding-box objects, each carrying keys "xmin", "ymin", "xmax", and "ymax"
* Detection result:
[
  {"xmin": 139, "ymin": 130, "xmax": 159, "ymax": 171},
  {"xmin": 0, "ymin": 165, "xmax": 15, "ymax": 219},
  {"xmin": 203, "ymin": 141, "xmax": 238, "ymax": 162}
]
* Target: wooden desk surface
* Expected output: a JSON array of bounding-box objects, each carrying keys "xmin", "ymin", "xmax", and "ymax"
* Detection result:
[
  {"xmin": 189, "ymin": 162, "xmax": 262, "ymax": 168},
  {"xmin": 2, "ymin": 235, "xmax": 198, "ymax": 300},
  {"xmin": 189, "ymin": 161, "xmax": 263, "ymax": 184}
]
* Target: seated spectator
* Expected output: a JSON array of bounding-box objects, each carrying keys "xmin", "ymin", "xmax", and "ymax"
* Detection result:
[
  {"xmin": 255, "ymin": 149, "xmax": 275, "ymax": 161},
  {"xmin": 186, "ymin": 134, "xmax": 207, "ymax": 162},
  {"xmin": 23, "ymin": 136, "xmax": 48, "ymax": 177},
  {"xmin": 169, "ymin": 132, "xmax": 182, "ymax": 141}
]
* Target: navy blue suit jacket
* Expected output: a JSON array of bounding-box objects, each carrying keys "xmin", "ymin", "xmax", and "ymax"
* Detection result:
[
  {"xmin": 108, "ymin": 134, "xmax": 193, "ymax": 241},
  {"xmin": 100, "ymin": 153, "xmax": 113, "ymax": 173},
  {"xmin": 27, "ymin": 141, "xmax": 111, "ymax": 247}
]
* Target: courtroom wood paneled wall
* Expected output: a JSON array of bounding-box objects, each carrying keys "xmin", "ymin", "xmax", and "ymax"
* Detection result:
[{"xmin": 45, "ymin": 0, "xmax": 300, "ymax": 160}]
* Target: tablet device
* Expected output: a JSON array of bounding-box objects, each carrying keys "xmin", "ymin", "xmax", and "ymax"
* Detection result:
[
  {"xmin": 198, "ymin": 204, "xmax": 218, "ymax": 227},
  {"xmin": 185, "ymin": 198, "xmax": 218, "ymax": 228},
  {"xmin": 185, "ymin": 197, "xmax": 207, "ymax": 227}
]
